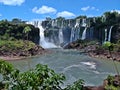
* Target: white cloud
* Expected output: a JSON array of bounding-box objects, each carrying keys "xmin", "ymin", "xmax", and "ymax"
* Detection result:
[
  {"xmin": 81, "ymin": 6, "xmax": 99, "ymax": 11},
  {"xmin": 31, "ymin": 18, "xmax": 45, "ymax": 21},
  {"xmin": 0, "ymin": 0, "xmax": 25, "ymax": 6},
  {"xmin": 111, "ymin": 10, "xmax": 120, "ymax": 14},
  {"xmin": 57, "ymin": 11, "xmax": 76, "ymax": 18},
  {"xmin": 81, "ymin": 6, "xmax": 90, "ymax": 11},
  {"xmin": 91, "ymin": 7, "xmax": 95, "ymax": 10},
  {"xmin": 32, "ymin": 5, "xmax": 57, "ymax": 14}
]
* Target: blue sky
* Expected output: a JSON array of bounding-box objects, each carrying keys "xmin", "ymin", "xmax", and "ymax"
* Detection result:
[{"xmin": 0, "ymin": 0, "xmax": 120, "ymax": 21}]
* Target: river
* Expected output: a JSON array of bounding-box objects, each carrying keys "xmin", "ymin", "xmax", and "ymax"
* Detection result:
[{"xmin": 8, "ymin": 49, "xmax": 120, "ymax": 86}]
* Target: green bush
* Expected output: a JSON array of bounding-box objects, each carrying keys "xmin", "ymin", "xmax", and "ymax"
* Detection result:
[
  {"xmin": 105, "ymin": 75, "xmax": 120, "ymax": 90},
  {"xmin": 0, "ymin": 60, "xmax": 85, "ymax": 90},
  {"xmin": 0, "ymin": 40, "xmax": 35, "ymax": 52}
]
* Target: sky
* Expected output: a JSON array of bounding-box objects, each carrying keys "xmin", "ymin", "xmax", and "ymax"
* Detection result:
[{"xmin": 0, "ymin": 0, "xmax": 120, "ymax": 21}]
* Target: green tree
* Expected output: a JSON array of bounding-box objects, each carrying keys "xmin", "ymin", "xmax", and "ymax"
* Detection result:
[{"xmin": 23, "ymin": 26, "xmax": 31, "ymax": 40}]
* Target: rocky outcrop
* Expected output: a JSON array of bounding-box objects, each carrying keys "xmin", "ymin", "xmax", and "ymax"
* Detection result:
[
  {"xmin": 0, "ymin": 40, "xmax": 47, "ymax": 60},
  {"xmin": 64, "ymin": 39, "xmax": 120, "ymax": 62}
]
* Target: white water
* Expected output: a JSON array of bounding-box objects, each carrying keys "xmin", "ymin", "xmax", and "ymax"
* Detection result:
[
  {"xmin": 59, "ymin": 28, "xmax": 64, "ymax": 44},
  {"xmin": 108, "ymin": 26, "xmax": 113, "ymax": 42},
  {"xmin": 27, "ymin": 21, "xmax": 57, "ymax": 48},
  {"xmin": 82, "ymin": 18, "xmax": 87, "ymax": 27},
  {"xmin": 81, "ymin": 61, "xmax": 96, "ymax": 69},
  {"xmin": 8, "ymin": 49, "xmax": 120, "ymax": 86},
  {"xmin": 70, "ymin": 28, "xmax": 75, "ymax": 42},
  {"xmin": 38, "ymin": 22, "xmax": 57, "ymax": 48},
  {"xmin": 75, "ymin": 19, "xmax": 80, "ymax": 28},
  {"xmin": 104, "ymin": 29, "xmax": 107, "ymax": 43},
  {"xmin": 81, "ymin": 27, "xmax": 87, "ymax": 40}
]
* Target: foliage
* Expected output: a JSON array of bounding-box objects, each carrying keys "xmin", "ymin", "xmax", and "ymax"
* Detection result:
[
  {"xmin": 0, "ymin": 60, "xmax": 65, "ymax": 90},
  {"xmin": 0, "ymin": 60, "xmax": 14, "ymax": 89},
  {"xmin": 0, "ymin": 20, "xmax": 39, "ymax": 43},
  {"xmin": 64, "ymin": 79, "xmax": 84, "ymax": 90},
  {"xmin": 103, "ymin": 41, "xmax": 113, "ymax": 51},
  {"xmin": 0, "ymin": 40, "xmax": 35, "ymax": 52},
  {"xmin": 105, "ymin": 85, "xmax": 120, "ymax": 90},
  {"xmin": 102, "ymin": 41, "xmax": 120, "ymax": 52},
  {"xmin": 11, "ymin": 18, "xmax": 26, "ymax": 24},
  {"xmin": 105, "ymin": 75, "xmax": 120, "ymax": 90},
  {"xmin": 23, "ymin": 26, "xmax": 32, "ymax": 40},
  {"xmin": 0, "ymin": 60, "xmax": 85, "ymax": 90}
]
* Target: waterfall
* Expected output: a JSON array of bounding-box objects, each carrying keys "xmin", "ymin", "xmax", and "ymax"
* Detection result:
[
  {"xmin": 81, "ymin": 27, "xmax": 87, "ymax": 40},
  {"xmin": 74, "ymin": 19, "xmax": 80, "ymax": 40},
  {"xmin": 82, "ymin": 18, "xmax": 86, "ymax": 27},
  {"xmin": 27, "ymin": 21, "xmax": 57, "ymax": 48},
  {"xmin": 70, "ymin": 28, "xmax": 75, "ymax": 42},
  {"xmin": 104, "ymin": 29, "xmax": 107, "ymax": 42},
  {"xmin": 38, "ymin": 22, "xmax": 45, "ymax": 44},
  {"xmin": 70, "ymin": 19, "xmax": 80, "ymax": 42},
  {"xmin": 75, "ymin": 29, "xmax": 80, "ymax": 40},
  {"xmin": 108, "ymin": 26, "xmax": 113, "ymax": 42},
  {"xmin": 59, "ymin": 28, "xmax": 64, "ymax": 44},
  {"xmin": 38, "ymin": 22, "xmax": 57, "ymax": 48},
  {"xmin": 75, "ymin": 19, "xmax": 80, "ymax": 28}
]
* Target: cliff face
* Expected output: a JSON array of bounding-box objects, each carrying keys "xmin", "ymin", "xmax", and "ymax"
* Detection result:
[
  {"xmin": 41, "ymin": 14, "xmax": 120, "ymax": 46},
  {"xmin": 112, "ymin": 24, "xmax": 120, "ymax": 42}
]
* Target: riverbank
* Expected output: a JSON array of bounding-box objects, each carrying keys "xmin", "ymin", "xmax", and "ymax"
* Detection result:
[
  {"xmin": 0, "ymin": 40, "xmax": 48, "ymax": 60},
  {"xmin": 82, "ymin": 44, "xmax": 120, "ymax": 62},
  {"xmin": 64, "ymin": 40, "xmax": 120, "ymax": 62},
  {"xmin": 88, "ymin": 50, "xmax": 120, "ymax": 62}
]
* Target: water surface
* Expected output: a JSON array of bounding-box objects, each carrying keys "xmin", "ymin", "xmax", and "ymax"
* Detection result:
[{"xmin": 8, "ymin": 49, "xmax": 120, "ymax": 86}]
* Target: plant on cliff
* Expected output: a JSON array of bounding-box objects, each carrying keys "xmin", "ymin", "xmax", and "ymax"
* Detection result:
[
  {"xmin": 0, "ymin": 60, "xmax": 84, "ymax": 90},
  {"xmin": 23, "ymin": 26, "xmax": 32, "ymax": 40}
]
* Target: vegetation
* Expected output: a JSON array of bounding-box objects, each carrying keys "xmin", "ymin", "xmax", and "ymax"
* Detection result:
[
  {"xmin": 0, "ymin": 11, "xmax": 120, "ymax": 90},
  {"xmin": 0, "ymin": 40, "xmax": 45, "ymax": 57},
  {"xmin": 105, "ymin": 75, "xmax": 120, "ymax": 90},
  {"xmin": 0, "ymin": 60, "xmax": 84, "ymax": 90},
  {"xmin": 0, "ymin": 40, "xmax": 35, "ymax": 52},
  {"xmin": 23, "ymin": 26, "xmax": 32, "ymax": 40},
  {"xmin": 0, "ymin": 19, "xmax": 39, "ymax": 44}
]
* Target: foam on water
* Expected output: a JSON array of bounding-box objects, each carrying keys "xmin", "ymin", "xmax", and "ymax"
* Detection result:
[{"xmin": 81, "ymin": 61, "xmax": 96, "ymax": 69}]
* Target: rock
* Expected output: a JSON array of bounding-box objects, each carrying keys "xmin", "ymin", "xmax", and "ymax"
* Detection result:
[
  {"xmin": 84, "ymin": 86, "xmax": 104, "ymax": 90},
  {"xmin": 107, "ymin": 55, "xmax": 111, "ymax": 58}
]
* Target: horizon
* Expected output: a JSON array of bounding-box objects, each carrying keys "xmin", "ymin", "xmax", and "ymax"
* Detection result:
[{"xmin": 0, "ymin": 0, "xmax": 120, "ymax": 21}]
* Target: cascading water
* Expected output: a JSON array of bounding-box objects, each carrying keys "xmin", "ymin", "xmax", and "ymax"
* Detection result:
[
  {"xmin": 108, "ymin": 26, "xmax": 113, "ymax": 42},
  {"xmin": 38, "ymin": 22, "xmax": 57, "ymax": 48},
  {"xmin": 75, "ymin": 29, "xmax": 80, "ymax": 40},
  {"xmin": 70, "ymin": 28, "xmax": 75, "ymax": 42},
  {"xmin": 81, "ymin": 27, "xmax": 87, "ymax": 40},
  {"xmin": 104, "ymin": 29, "xmax": 107, "ymax": 43},
  {"xmin": 27, "ymin": 21, "xmax": 57, "ymax": 48},
  {"xmin": 75, "ymin": 19, "xmax": 80, "ymax": 28},
  {"xmin": 75, "ymin": 19, "xmax": 80, "ymax": 40},
  {"xmin": 70, "ymin": 19, "xmax": 80, "ymax": 42},
  {"xmin": 82, "ymin": 18, "xmax": 87, "ymax": 27},
  {"xmin": 59, "ymin": 28, "xmax": 64, "ymax": 44}
]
